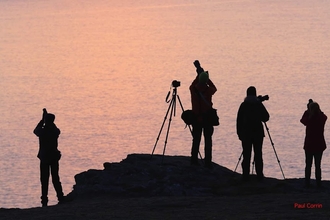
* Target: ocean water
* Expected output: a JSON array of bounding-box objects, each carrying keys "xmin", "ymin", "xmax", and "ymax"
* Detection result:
[{"xmin": 1, "ymin": 0, "xmax": 330, "ymax": 208}]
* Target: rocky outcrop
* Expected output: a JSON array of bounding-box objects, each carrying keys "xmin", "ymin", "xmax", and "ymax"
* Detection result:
[
  {"xmin": 2, "ymin": 154, "xmax": 330, "ymax": 220},
  {"xmin": 70, "ymin": 154, "xmax": 330, "ymax": 198}
]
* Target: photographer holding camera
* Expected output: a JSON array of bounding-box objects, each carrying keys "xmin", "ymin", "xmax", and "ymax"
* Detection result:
[
  {"xmin": 236, "ymin": 86, "xmax": 270, "ymax": 181},
  {"xmin": 190, "ymin": 60, "xmax": 217, "ymax": 168},
  {"xmin": 33, "ymin": 109, "xmax": 66, "ymax": 207},
  {"xmin": 300, "ymin": 100, "xmax": 327, "ymax": 188}
]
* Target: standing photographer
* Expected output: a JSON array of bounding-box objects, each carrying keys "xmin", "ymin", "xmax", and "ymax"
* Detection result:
[
  {"xmin": 33, "ymin": 109, "xmax": 65, "ymax": 207},
  {"xmin": 236, "ymin": 86, "xmax": 269, "ymax": 181},
  {"xmin": 190, "ymin": 61, "xmax": 217, "ymax": 168},
  {"xmin": 300, "ymin": 100, "xmax": 327, "ymax": 188}
]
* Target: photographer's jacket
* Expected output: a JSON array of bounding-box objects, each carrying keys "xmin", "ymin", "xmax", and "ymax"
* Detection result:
[
  {"xmin": 190, "ymin": 77, "xmax": 217, "ymax": 123},
  {"xmin": 300, "ymin": 110, "xmax": 327, "ymax": 153},
  {"xmin": 34, "ymin": 120, "xmax": 61, "ymax": 163},
  {"xmin": 237, "ymin": 96, "xmax": 270, "ymax": 140}
]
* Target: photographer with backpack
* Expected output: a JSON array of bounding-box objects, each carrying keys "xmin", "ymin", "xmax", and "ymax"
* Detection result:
[{"xmin": 190, "ymin": 61, "xmax": 217, "ymax": 168}]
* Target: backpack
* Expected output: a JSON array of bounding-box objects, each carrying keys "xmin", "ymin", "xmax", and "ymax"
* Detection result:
[{"xmin": 181, "ymin": 110, "xmax": 195, "ymax": 125}]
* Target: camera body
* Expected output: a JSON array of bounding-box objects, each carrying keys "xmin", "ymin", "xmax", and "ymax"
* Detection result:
[
  {"xmin": 172, "ymin": 80, "xmax": 181, "ymax": 88},
  {"xmin": 193, "ymin": 60, "xmax": 201, "ymax": 69},
  {"xmin": 257, "ymin": 95, "xmax": 269, "ymax": 102}
]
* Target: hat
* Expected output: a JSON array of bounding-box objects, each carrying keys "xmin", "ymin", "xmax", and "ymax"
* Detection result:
[
  {"xmin": 45, "ymin": 113, "xmax": 55, "ymax": 123},
  {"xmin": 247, "ymin": 86, "xmax": 257, "ymax": 96},
  {"xmin": 199, "ymin": 71, "xmax": 209, "ymax": 84}
]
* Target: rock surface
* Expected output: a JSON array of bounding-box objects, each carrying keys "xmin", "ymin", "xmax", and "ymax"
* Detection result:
[
  {"xmin": 71, "ymin": 154, "xmax": 329, "ymax": 198},
  {"xmin": 1, "ymin": 154, "xmax": 330, "ymax": 220}
]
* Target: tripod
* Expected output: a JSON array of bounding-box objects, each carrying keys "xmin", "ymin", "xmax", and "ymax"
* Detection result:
[
  {"xmin": 151, "ymin": 81, "xmax": 202, "ymax": 163},
  {"xmin": 234, "ymin": 122, "xmax": 285, "ymax": 179},
  {"xmin": 151, "ymin": 83, "xmax": 186, "ymax": 163}
]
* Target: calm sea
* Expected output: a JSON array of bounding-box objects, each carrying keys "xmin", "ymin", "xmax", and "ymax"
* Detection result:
[{"xmin": 1, "ymin": 0, "xmax": 330, "ymax": 208}]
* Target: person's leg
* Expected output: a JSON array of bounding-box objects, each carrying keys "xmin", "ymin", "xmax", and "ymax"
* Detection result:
[
  {"xmin": 241, "ymin": 139, "xmax": 253, "ymax": 180},
  {"xmin": 203, "ymin": 125, "xmax": 214, "ymax": 168},
  {"xmin": 191, "ymin": 124, "xmax": 202, "ymax": 165},
  {"xmin": 314, "ymin": 151, "xmax": 323, "ymax": 187},
  {"xmin": 40, "ymin": 161, "xmax": 50, "ymax": 207},
  {"xmin": 50, "ymin": 160, "xmax": 64, "ymax": 202},
  {"xmin": 253, "ymin": 137, "xmax": 264, "ymax": 180},
  {"xmin": 305, "ymin": 151, "xmax": 313, "ymax": 187}
]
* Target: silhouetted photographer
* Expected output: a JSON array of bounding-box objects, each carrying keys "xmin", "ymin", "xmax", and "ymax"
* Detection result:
[
  {"xmin": 33, "ymin": 108, "xmax": 66, "ymax": 207},
  {"xmin": 190, "ymin": 60, "xmax": 217, "ymax": 168},
  {"xmin": 300, "ymin": 100, "xmax": 327, "ymax": 188},
  {"xmin": 236, "ymin": 86, "xmax": 270, "ymax": 181}
]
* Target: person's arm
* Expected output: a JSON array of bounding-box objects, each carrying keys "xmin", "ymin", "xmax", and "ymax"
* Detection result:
[
  {"xmin": 55, "ymin": 126, "xmax": 61, "ymax": 137},
  {"xmin": 207, "ymin": 79, "xmax": 217, "ymax": 95},
  {"xmin": 300, "ymin": 111, "xmax": 309, "ymax": 126},
  {"xmin": 33, "ymin": 120, "xmax": 44, "ymax": 137},
  {"xmin": 236, "ymin": 103, "xmax": 244, "ymax": 140},
  {"xmin": 189, "ymin": 77, "xmax": 199, "ymax": 89},
  {"xmin": 34, "ymin": 109, "xmax": 48, "ymax": 136}
]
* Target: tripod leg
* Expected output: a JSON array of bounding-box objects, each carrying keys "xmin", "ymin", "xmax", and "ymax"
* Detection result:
[
  {"xmin": 263, "ymin": 122, "xmax": 286, "ymax": 179},
  {"xmin": 234, "ymin": 152, "xmax": 243, "ymax": 172},
  {"xmin": 151, "ymin": 97, "xmax": 174, "ymax": 158},
  {"xmin": 161, "ymin": 96, "xmax": 176, "ymax": 163}
]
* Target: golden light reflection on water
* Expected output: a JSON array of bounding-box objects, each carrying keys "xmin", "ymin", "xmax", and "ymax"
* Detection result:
[{"xmin": 1, "ymin": 0, "xmax": 330, "ymax": 208}]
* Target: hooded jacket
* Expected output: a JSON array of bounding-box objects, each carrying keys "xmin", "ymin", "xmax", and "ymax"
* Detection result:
[
  {"xmin": 236, "ymin": 96, "xmax": 270, "ymax": 140},
  {"xmin": 190, "ymin": 77, "xmax": 217, "ymax": 123},
  {"xmin": 300, "ymin": 110, "xmax": 327, "ymax": 153}
]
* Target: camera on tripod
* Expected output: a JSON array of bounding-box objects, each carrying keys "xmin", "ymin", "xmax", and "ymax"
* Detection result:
[
  {"xmin": 152, "ymin": 79, "xmax": 186, "ymax": 163},
  {"xmin": 257, "ymin": 95, "xmax": 269, "ymax": 102},
  {"xmin": 172, "ymin": 80, "xmax": 181, "ymax": 88}
]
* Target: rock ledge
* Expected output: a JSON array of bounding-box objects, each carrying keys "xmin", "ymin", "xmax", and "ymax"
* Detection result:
[{"xmin": 70, "ymin": 154, "xmax": 329, "ymax": 198}]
